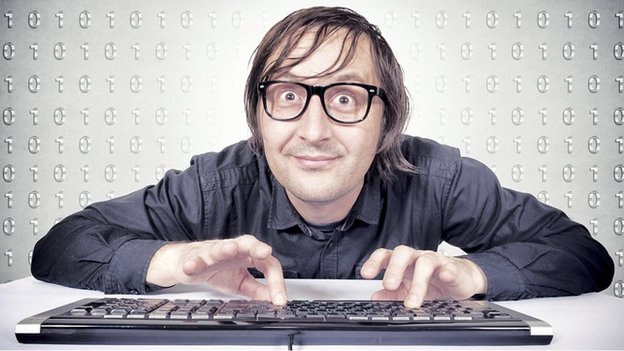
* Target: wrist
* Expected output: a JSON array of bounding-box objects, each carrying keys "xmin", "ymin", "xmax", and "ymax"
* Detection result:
[
  {"xmin": 146, "ymin": 242, "xmax": 184, "ymax": 287},
  {"xmin": 463, "ymin": 258, "xmax": 488, "ymax": 295}
]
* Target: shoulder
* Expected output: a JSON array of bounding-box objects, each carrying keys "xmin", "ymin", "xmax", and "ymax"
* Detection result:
[
  {"xmin": 400, "ymin": 135, "xmax": 461, "ymax": 179},
  {"xmin": 191, "ymin": 140, "xmax": 259, "ymax": 169},
  {"xmin": 190, "ymin": 141, "xmax": 267, "ymax": 189},
  {"xmin": 400, "ymin": 135, "xmax": 460, "ymax": 160}
]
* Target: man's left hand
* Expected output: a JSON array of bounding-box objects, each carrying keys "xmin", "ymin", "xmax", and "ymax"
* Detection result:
[{"xmin": 360, "ymin": 246, "xmax": 487, "ymax": 308}]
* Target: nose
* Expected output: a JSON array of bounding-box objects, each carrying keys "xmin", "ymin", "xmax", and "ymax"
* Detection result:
[{"xmin": 296, "ymin": 95, "xmax": 333, "ymax": 143}]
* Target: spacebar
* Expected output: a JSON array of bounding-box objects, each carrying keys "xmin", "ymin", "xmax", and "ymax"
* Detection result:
[{"xmin": 255, "ymin": 316, "xmax": 328, "ymax": 322}]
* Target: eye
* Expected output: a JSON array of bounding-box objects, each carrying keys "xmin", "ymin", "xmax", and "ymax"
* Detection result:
[
  {"xmin": 337, "ymin": 95, "xmax": 352, "ymax": 105},
  {"xmin": 329, "ymin": 90, "xmax": 358, "ymax": 108},
  {"xmin": 274, "ymin": 86, "xmax": 304, "ymax": 105},
  {"xmin": 282, "ymin": 91, "xmax": 298, "ymax": 102}
]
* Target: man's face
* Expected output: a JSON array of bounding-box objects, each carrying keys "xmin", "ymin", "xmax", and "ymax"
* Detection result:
[{"xmin": 259, "ymin": 30, "xmax": 383, "ymax": 218}]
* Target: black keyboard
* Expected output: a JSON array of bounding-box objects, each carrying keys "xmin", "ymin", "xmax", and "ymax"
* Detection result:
[{"xmin": 16, "ymin": 297, "xmax": 552, "ymax": 347}]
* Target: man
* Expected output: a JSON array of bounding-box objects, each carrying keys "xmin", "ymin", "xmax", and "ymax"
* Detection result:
[{"xmin": 32, "ymin": 6, "xmax": 613, "ymax": 308}]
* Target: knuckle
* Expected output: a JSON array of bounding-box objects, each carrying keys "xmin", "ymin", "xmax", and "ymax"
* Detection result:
[
  {"xmin": 393, "ymin": 245, "xmax": 416, "ymax": 256},
  {"xmin": 236, "ymin": 234, "xmax": 264, "ymax": 249},
  {"xmin": 422, "ymin": 250, "xmax": 437, "ymax": 257},
  {"xmin": 237, "ymin": 234, "xmax": 255, "ymax": 242},
  {"xmin": 415, "ymin": 251, "xmax": 445, "ymax": 268},
  {"xmin": 370, "ymin": 248, "xmax": 389, "ymax": 259},
  {"xmin": 419, "ymin": 251, "xmax": 438, "ymax": 262},
  {"xmin": 394, "ymin": 244, "xmax": 412, "ymax": 252}
]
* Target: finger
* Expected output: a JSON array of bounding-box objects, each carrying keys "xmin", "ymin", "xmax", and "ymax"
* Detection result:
[
  {"xmin": 180, "ymin": 241, "xmax": 238, "ymax": 279},
  {"xmin": 237, "ymin": 271, "xmax": 273, "ymax": 302},
  {"xmin": 184, "ymin": 236, "xmax": 267, "ymax": 277},
  {"xmin": 254, "ymin": 255, "xmax": 287, "ymax": 305},
  {"xmin": 382, "ymin": 245, "xmax": 417, "ymax": 291},
  {"xmin": 202, "ymin": 235, "xmax": 271, "ymax": 267},
  {"xmin": 232, "ymin": 234, "xmax": 273, "ymax": 260},
  {"xmin": 438, "ymin": 259, "xmax": 460, "ymax": 285},
  {"xmin": 405, "ymin": 252, "xmax": 444, "ymax": 308},
  {"xmin": 370, "ymin": 286, "xmax": 409, "ymax": 301},
  {"xmin": 228, "ymin": 235, "xmax": 286, "ymax": 305},
  {"xmin": 202, "ymin": 240, "xmax": 239, "ymax": 266},
  {"xmin": 360, "ymin": 248, "xmax": 392, "ymax": 279},
  {"xmin": 435, "ymin": 258, "xmax": 485, "ymax": 300}
]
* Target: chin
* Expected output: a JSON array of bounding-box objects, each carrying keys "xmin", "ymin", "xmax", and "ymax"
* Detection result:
[
  {"xmin": 288, "ymin": 183, "xmax": 345, "ymax": 203},
  {"xmin": 291, "ymin": 190, "xmax": 337, "ymax": 203}
]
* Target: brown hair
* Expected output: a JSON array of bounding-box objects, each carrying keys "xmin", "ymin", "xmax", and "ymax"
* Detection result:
[{"xmin": 244, "ymin": 6, "xmax": 415, "ymax": 182}]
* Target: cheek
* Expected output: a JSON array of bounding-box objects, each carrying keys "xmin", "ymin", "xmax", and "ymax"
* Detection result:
[
  {"xmin": 339, "ymin": 126, "xmax": 380, "ymax": 170},
  {"xmin": 361, "ymin": 134, "xmax": 380, "ymax": 160},
  {"xmin": 360, "ymin": 111, "xmax": 383, "ymax": 154},
  {"xmin": 260, "ymin": 116, "xmax": 292, "ymax": 153}
]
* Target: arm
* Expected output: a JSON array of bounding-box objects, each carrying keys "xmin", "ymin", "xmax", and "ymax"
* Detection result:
[
  {"xmin": 31, "ymin": 164, "xmax": 204, "ymax": 294},
  {"xmin": 442, "ymin": 157, "xmax": 614, "ymax": 300},
  {"xmin": 32, "ymin": 157, "xmax": 287, "ymax": 304},
  {"xmin": 361, "ymin": 156, "xmax": 614, "ymax": 306}
]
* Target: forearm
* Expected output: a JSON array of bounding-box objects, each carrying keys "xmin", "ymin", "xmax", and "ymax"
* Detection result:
[
  {"xmin": 32, "ymin": 164, "xmax": 206, "ymax": 293},
  {"xmin": 465, "ymin": 227, "xmax": 614, "ymax": 300},
  {"xmin": 444, "ymin": 157, "xmax": 614, "ymax": 300},
  {"xmin": 32, "ymin": 211, "xmax": 168, "ymax": 294}
]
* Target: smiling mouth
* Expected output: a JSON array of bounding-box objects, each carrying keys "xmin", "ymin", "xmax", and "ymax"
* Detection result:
[{"xmin": 292, "ymin": 154, "xmax": 340, "ymax": 169}]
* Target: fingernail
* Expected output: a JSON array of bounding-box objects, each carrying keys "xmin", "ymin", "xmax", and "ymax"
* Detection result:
[
  {"xmin": 274, "ymin": 292, "xmax": 286, "ymax": 306},
  {"xmin": 405, "ymin": 297, "xmax": 420, "ymax": 309}
]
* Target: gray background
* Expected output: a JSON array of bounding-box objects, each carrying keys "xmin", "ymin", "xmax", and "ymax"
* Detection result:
[{"xmin": 1, "ymin": 0, "xmax": 622, "ymax": 297}]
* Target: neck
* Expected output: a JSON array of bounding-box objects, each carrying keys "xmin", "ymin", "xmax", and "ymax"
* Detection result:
[{"xmin": 286, "ymin": 182, "xmax": 363, "ymax": 226}]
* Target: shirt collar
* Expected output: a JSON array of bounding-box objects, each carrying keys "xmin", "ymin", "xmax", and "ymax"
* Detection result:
[{"xmin": 267, "ymin": 173, "xmax": 381, "ymax": 231}]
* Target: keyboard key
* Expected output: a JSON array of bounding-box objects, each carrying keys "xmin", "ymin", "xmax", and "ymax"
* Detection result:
[
  {"xmin": 347, "ymin": 315, "xmax": 369, "ymax": 321},
  {"xmin": 170, "ymin": 311, "xmax": 191, "ymax": 319},
  {"xmin": 69, "ymin": 308, "xmax": 89, "ymax": 316}
]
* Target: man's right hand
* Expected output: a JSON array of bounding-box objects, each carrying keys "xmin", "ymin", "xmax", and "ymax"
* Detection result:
[{"xmin": 146, "ymin": 235, "xmax": 287, "ymax": 306}]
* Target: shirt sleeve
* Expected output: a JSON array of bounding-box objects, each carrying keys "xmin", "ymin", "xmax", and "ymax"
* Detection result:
[
  {"xmin": 31, "ymin": 158, "xmax": 205, "ymax": 294},
  {"xmin": 441, "ymin": 157, "xmax": 614, "ymax": 300}
]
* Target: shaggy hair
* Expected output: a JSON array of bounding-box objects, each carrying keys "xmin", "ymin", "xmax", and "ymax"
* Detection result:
[{"xmin": 244, "ymin": 6, "xmax": 415, "ymax": 182}]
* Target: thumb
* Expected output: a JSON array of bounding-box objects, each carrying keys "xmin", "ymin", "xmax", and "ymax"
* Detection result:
[{"xmin": 182, "ymin": 256, "xmax": 208, "ymax": 276}]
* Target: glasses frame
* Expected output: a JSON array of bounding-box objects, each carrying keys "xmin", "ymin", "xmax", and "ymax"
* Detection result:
[{"xmin": 258, "ymin": 80, "xmax": 388, "ymax": 124}]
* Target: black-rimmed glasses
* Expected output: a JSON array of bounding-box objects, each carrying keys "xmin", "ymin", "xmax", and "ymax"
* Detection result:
[{"xmin": 258, "ymin": 81, "xmax": 387, "ymax": 124}]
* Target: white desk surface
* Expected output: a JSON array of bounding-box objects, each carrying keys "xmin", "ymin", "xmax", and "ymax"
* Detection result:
[{"xmin": 0, "ymin": 277, "xmax": 622, "ymax": 350}]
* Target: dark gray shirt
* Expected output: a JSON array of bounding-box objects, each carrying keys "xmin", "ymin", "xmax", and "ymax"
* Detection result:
[{"xmin": 31, "ymin": 136, "xmax": 614, "ymax": 299}]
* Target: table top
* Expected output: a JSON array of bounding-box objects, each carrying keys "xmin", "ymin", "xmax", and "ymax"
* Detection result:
[{"xmin": 1, "ymin": 277, "xmax": 622, "ymax": 350}]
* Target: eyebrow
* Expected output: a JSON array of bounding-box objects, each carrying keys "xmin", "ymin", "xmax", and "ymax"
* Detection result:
[{"xmin": 275, "ymin": 71, "xmax": 368, "ymax": 84}]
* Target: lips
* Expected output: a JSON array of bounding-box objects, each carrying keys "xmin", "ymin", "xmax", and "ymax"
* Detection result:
[{"xmin": 292, "ymin": 154, "xmax": 340, "ymax": 169}]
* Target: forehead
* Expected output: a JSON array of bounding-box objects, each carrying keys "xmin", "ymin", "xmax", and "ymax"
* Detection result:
[{"xmin": 270, "ymin": 28, "xmax": 378, "ymax": 84}]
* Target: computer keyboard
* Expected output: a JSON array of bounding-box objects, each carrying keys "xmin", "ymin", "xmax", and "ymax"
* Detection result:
[{"xmin": 16, "ymin": 297, "xmax": 553, "ymax": 347}]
